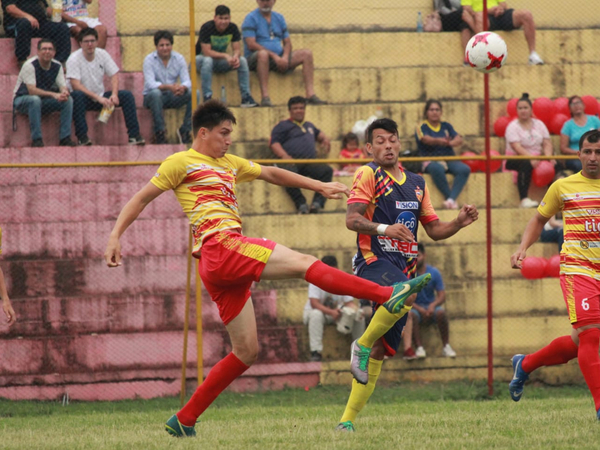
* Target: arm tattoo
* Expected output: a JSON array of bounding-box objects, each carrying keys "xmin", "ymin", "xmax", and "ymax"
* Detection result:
[{"xmin": 347, "ymin": 203, "xmax": 379, "ymax": 234}]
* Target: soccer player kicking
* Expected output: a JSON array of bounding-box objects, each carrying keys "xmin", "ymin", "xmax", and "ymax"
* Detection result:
[
  {"xmin": 337, "ymin": 118, "xmax": 479, "ymax": 432},
  {"xmin": 509, "ymin": 130, "xmax": 600, "ymax": 420},
  {"xmin": 103, "ymin": 101, "xmax": 432, "ymax": 438}
]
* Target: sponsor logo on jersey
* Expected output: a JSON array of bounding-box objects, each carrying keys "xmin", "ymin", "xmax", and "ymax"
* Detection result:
[
  {"xmin": 396, "ymin": 201, "xmax": 419, "ymax": 209},
  {"xmin": 581, "ymin": 240, "xmax": 590, "ymax": 250},
  {"xmin": 415, "ymin": 186, "xmax": 423, "ymax": 202},
  {"xmin": 154, "ymin": 172, "xmax": 160, "ymax": 178},
  {"xmin": 396, "ymin": 211, "xmax": 417, "ymax": 235},
  {"xmin": 584, "ymin": 219, "xmax": 600, "ymax": 233},
  {"xmin": 587, "ymin": 209, "xmax": 600, "ymax": 215},
  {"xmin": 376, "ymin": 237, "xmax": 418, "ymax": 257}
]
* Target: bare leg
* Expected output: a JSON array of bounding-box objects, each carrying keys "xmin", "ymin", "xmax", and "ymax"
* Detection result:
[
  {"xmin": 95, "ymin": 24, "xmax": 108, "ymax": 49},
  {"xmin": 226, "ymin": 297, "xmax": 259, "ymax": 365},
  {"xmin": 435, "ymin": 309, "xmax": 450, "ymax": 346},
  {"xmin": 473, "ymin": 12, "xmax": 484, "ymax": 34},
  {"xmin": 261, "ymin": 243, "xmax": 318, "ymax": 280},
  {"xmin": 413, "ymin": 315, "xmax": 423, "ymax": 348},
  {"xmin": 70, "ymin": 25, "xmax": 82, "ymax": 45},
  {"xmin": 255, "ymin": 49, "xmax": 271, "ymax": 100},
  {"xmin": 512, "ymin": 9, "xmax": 537, "ymax": 53},
  {"xmin": 289, "ymin": 49, "xmax": 315, "ymax": 98},
  {"xmin": 402, "ymin": 312, "xmax": 414, "ymax": 352}
]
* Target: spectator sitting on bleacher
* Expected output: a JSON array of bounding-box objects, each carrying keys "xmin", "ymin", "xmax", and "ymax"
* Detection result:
[
  {"xmin": 304, "ymin": 255, "xmax": 365, "ymax": 362},
  {"xmin": 143, "ymin": 30, "xmax": 192, "ymax": 145},
  {"xmin": 195, "ymin": 5, "xmax": 258, "ymax": 108},
  {"xmin": 269, "ymin": 96, "xmax": 332, "ymax": 214},
  {"xmin": 415, "ymin": 99, "xmax": 470, "ymax": 210},
  {"xmin": 461, "ymin": 0, "xmax": 543, "ymax": 65},
  {"xmin": 559, "ymin": 96, "xmax": 600, "ymax": 174},
  {"xmin": 505, "ymin": 93, "xmax": 554, "ymax": 208},
  {"xmin": 2, "ymin": 0, "xmax": 71, "ymax": 67},
  {"xmin": 402, "ymin": 243, "xmax": 456, "ymax": 360},
  {"xmin": 13, "ymin": 39, "xmax": 76, "ymax": 147},
  {"xmin": 241, "ymin": 0, "xmax": 326, "ymax": 107},
  {"xmin": 67, "ymin": 28, "xmax": 145, "ymax": 146},
  {"xmin": 434, "ymin": 0, "xmax": 475, "ymax": 66},
  {"xmin": 61, "ymin": 0, "xmax": 107, "ymax": 49}
]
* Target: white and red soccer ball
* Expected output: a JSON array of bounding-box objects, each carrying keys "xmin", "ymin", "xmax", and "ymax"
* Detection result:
[{"xmin": 465, "ymin": 32, "xmax": 508, "ymax": 73}]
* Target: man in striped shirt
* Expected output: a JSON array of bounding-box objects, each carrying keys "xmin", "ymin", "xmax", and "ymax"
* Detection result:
[{"xmin": 509, "ymin": 129, "xmax": 600, "ymax": 420}]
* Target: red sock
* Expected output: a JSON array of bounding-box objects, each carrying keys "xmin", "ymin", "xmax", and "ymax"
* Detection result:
[
  {"xmin": 305, "ymin": 261, "xmax": 392, "ymax": 305},
  {"xmin": 577, "ymin": 328, "xmax": 600, "ymax": 412},
  {"xmin": 177, "ymin": 352, "xmax": 249, "ymax": 426},
  {"xmin": 521, "ymin": 335, "xmax": 579, "ymax": 373}
]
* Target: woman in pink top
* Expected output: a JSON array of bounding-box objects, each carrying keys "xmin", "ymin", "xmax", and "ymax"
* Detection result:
[{"xmin": 505, "ymin": 93, "xmax": 554, "ymax": 208}]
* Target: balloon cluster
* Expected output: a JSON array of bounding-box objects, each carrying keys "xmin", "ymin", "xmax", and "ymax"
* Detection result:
[
  {"xmin": 461, "ymin": 150, "xmax": 501, "ymax": 172},
  {"xmin": 494, "ymin": 95, "xmax": 600, "ymax": 137},
  {"xmin": 520, "ymin": 255, "xmax": 560, "ymax": 279}
]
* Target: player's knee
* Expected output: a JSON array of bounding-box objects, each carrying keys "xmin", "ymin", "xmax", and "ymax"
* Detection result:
[
  {"xmin": 234, "ymin": 341, "xmax": 259, "ymax": 365},
  {"xmin": 256, "ymin": 49, "xmax": 269, "ymax": 61}
]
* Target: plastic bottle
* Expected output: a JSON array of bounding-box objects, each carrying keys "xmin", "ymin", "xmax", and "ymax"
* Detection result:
[
  {"xmin": 417, "ymin": 12, "xmax": 423, "ymax": 33},
  {"xmin": 220, "ymin": 85, "xmax": 226, "ymax": 104}
]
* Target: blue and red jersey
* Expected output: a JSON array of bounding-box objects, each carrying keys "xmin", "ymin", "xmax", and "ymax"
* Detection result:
[{"xmin": 348, "ymin": 162, "xmax": 439, "ymax": 277}]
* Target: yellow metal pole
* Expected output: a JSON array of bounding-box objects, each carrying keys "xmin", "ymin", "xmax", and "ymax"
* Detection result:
[
  {"xmin": 196, "ymin": 260, "xmax": 203, "ymax": 384},
  {"xmin": 180, "ymin": 225, "xmax": 193, "ymax": 407},
  {"xmin": 189, "ymin": 0, "xmax": 198, "ymax": 112}
]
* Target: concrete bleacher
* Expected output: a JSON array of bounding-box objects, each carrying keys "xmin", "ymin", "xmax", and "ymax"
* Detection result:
[{"xmin": 1, "ymin": 0, "xmax": 594, "ymax": 399}]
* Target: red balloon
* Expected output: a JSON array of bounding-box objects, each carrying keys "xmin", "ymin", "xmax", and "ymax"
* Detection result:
[
  {"xmin": 532, "ymin": 161, "xmax": 555, "ymax": 187},
  {"xmin": 493, "ymin": 116, "xmax": 511, "ymax": 137},
  {"xmin": 462, "ymin": 151, "xmax": 484, "ymax": 172},
  {"xmin": 488, "ymin": 150, "xmax": 502, "ymax": 172},
  {"xmin": 544, "ymin": 254, "xmax": 561, "ymax": 278},
  {"xmin": 532, "ymin": 97, "xmax": 554, "ymax": 124},
  {"xmin": 581, "ymin": 95, "xmax": 599, "ymax": 116},
  {"xmin": 553, "ymin": 97, "xmax": 570, "ymax": 117},
  {"xmin": 506, "ymin": 98, "xmax": 518, "ymax": 118},
  {"xmin": 549, "ymin": 113, "xmax": 570, "ymax": 135},
  {"xmin": 521, "ymin": 257, "xmax": 546, "ymax": 280}
]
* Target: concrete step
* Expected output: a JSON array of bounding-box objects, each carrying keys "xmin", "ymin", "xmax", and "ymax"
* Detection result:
[
  {"xmin": 0, "ymin": 36, "xmax": 122, "ymax": 75},
  {"xmin": 121, "ymin": 29, "xmax": 600, "ymax": 72}
]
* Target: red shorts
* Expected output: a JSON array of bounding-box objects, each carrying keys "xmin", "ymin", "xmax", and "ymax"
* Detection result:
[
  {"xmin": 198, "ymin": 231, "xmax": 276, "ymax": 325},
  {"xmin": 560, "ymin": 274, "xmax": 600, "ymax": 328}
]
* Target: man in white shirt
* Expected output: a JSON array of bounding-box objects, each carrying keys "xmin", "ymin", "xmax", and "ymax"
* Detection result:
[
  {"xmin": 13, "ymin": 39, "xmax": 76, "ymax": 147},
  {"xmin": 303, "ymin": 255, "xmax": 365, "ymax": 361},
  {"xmin": 143, "ymin": 30, "xmax": 192, "ymax": 145},
  {"xmin": 67, "ymin": 28, "xmax": 145, "ymax": 146}
]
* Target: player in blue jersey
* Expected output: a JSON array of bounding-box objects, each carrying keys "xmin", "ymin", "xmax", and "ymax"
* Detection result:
[{"xmin": 336, "ymin": 118, "xmax": 479, "ymax": 431}]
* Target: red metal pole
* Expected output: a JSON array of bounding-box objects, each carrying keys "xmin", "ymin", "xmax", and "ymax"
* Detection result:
[{"xmin": 483, "ymin": 0, "xmax": 494, "ymax": 397}]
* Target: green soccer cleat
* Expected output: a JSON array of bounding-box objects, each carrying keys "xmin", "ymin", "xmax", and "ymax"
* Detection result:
[
  {"xmin": 383, "ymin": 273, "xmax": 432, "ymax": 314},
  {"xmin": 350, "ymin": 339, "xmax": 372, "ymax": 385},
  {"xmin": 165, "ymin": 414, "xmax": 196, "ymax": 438},
  {"xmin": 336, "ymin": 421, "xmax": 355, "ymax": 432}
]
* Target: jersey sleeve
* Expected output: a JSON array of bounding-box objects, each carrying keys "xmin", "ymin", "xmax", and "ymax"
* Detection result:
[
  {"xmin": 269, "ymin": 121, "xmax": 287, "ymax": 146},
  {"xmin": 419, "ymin": 185, "xmax": 439, "ymax": 225},
  {"xmin": 150, "ymin": 153, "xmax": 187, "ymax": 191},
  {"xmin": 242, "ymin": 13, "xmax": 257, "ymax": 39},
  {"xmin": 347, "ymin": 166, "xmax": 375, "ymax": 205},
  {"xmin": 538, "ymin": 180, "xmax": 563, "ymax": 218},
  {"xmin": 231, "ymin": 23, "xmax": 241, "ymax": 42},
  {"xmin": 560, "ymin": 119, "xmax": 572, "ymax": 136},
  {"xmin": 230, "ymin": 155, "xmax": 262, "ymax": 183},
  {"xmin": 445, "ymin": 122, "xmax": 458, "ymax": 139}
]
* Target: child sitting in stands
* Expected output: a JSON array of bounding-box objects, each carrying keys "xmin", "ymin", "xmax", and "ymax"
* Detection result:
[{"xmin": 337, "ymin": 132, "xmax": 366, "ymax": 175}]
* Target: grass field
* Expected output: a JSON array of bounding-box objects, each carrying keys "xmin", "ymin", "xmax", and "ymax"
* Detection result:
[{"xmin": 0, "ymin": 381, "xmax": 597, "ymax": 449}]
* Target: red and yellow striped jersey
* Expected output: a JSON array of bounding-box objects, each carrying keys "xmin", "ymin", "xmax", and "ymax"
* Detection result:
[
  {"xmin": 538, "ymin": 172, "xmax": 600, "ymax": 279},
  {"xmin": 151, "ymin": 149, "xmax": 262, "ymax": 255}
]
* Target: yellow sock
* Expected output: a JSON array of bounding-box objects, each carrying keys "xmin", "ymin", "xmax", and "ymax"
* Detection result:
[
  {"xmin": 340, "ymin": 357, "xmax": 383, "ymax": 423},
  {"xmin": 357, "ymin": 305, "xmax": 411, "ymax": 348}
]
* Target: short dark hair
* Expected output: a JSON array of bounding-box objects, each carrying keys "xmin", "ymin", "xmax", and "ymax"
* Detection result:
[
  {"xmin": 518, "ymin": 92, "xmax": 532, "ymax": 107},
  {"xmin": 192, "ymin": 99, "xmax": 237, "ymax": 136},
  {"xmin": 287, "ymin": 96, "xmax": 306, "ymax": 110},
  {"xmin": 342, "ymin": 132, "xmax": 359, "ymax": 150},
  {"xmin": 321, "ymin": 255, "xmax": 338, "ymax": 268},
  {"xmin": 365, "ymin": 118, "xmax": 398, "ymax": 144},
  {"xmin": 423, "ymin": 99, "xmax": 442, "ymax": 119},
  {"xmin": 215, "ymin": 5, "xmax": 230, "ymax": 16},
  {"xmin": 579, "ymin": 130, "xmax": 600, "ymax": 150},
  {"xmin": 418, "ymin": 243, "xmax": 425, "ymax": 253},
  {"xmin": 37, "ymin": 39, "xmax": 55, "ymax": 50},
  {"xmin": 154, "ymin": 30, "xmax": 174, "ymax": 46},
  {"xmin": 78, "ymin": 27, "xmax": 99, "ymax": 43}
]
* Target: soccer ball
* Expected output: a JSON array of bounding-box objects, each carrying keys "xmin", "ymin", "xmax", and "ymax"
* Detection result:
[{"xmin": 465, "ymin": 32, "xmax": 508, "ymax": 73}]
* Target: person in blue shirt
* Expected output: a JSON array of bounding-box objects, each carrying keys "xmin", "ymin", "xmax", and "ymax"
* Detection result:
[
  {"xmin": 560, "ymin": 96, "xmax": 600, "ymax": 173},
  {"xmin": 143, "ymin": 30, "xmax": 192, "ymax": 145},
  {"xmin": 241, "ymin": 0, "xmax": 326, "ymax": 107},
  {"xmin": 415, "ymin": 99, "xmax": 470, "ymax": 210},
  {"xmin": 402, "ymin": 243, "xmax": 456, "ymax": 359}
]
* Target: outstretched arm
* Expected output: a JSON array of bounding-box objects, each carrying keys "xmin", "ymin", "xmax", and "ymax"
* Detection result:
[
  {"xmin": 257, "ymin": 165, "xmax": 349, "ymax": 199},
  {"xmin": 511, "ymin": 212, "xmax": 549, "ymax": 268},
  {"xmin": 105, "ymin": 182, "xmax": 164, "ymax": 267},
  {"xmin": 422, "ymin": 204, "xmax": 479, "ymax": 241}
]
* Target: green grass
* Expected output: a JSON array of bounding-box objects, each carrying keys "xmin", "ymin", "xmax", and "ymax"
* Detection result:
[{"xmin": 0, "ymin": 382, "xmax": 597, "ymax": 449}]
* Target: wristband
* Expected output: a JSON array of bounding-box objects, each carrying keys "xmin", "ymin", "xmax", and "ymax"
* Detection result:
[{"xmin": 376, "ymin": 224, "xmax": 388, "ymax": 235}]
